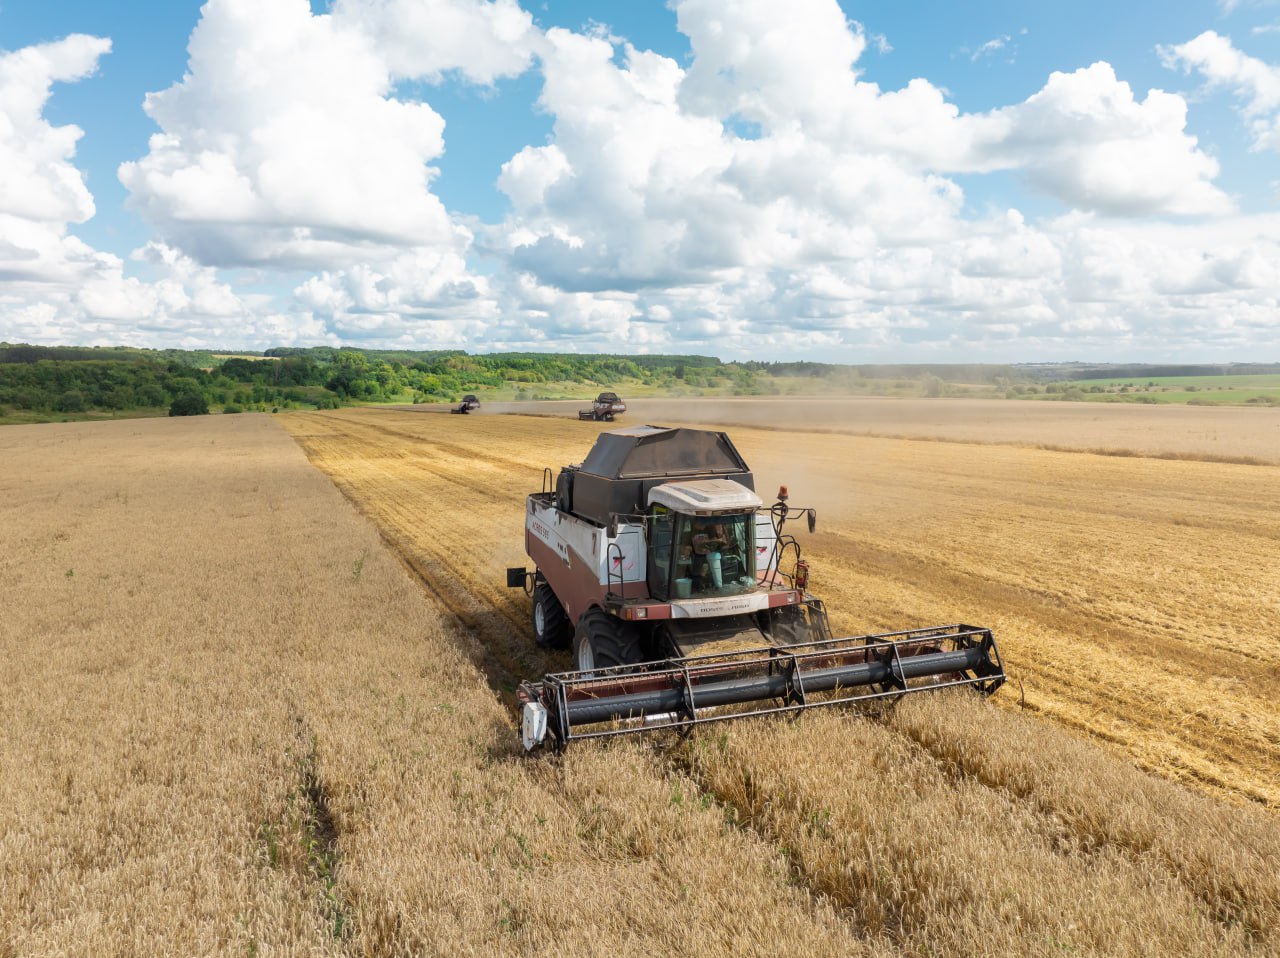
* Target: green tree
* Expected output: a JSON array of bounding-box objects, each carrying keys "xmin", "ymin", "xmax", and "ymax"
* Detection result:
[
  {"xmin": 56, "ymin": 390, "xmax": 87, "ymax": 412},
  {"xmin": 169, "ymin": 392, "xmax": 209, "ymax": 416}
]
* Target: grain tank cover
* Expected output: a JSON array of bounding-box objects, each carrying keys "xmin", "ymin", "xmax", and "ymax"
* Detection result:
[
  {"xmin": 648, "ymin": 478, "xmax": 762, "ymax": 513},
  {"xmin": 579, "ymin": 426, "xmax": 749, "ymax": 480},
  {"xmin": 567, "ymin": 426, "xmax": 755, "ymax": 525}
]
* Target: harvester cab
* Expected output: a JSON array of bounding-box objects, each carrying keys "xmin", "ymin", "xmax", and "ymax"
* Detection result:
[
  {"xmin": 450, "ymin": 394, "xmax": 480, "ymax": 415},
  {"xmin": 506, "ymin": 425, "xmax": 1005, "ymax": 751}
]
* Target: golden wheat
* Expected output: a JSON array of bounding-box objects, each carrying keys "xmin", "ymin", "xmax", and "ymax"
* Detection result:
[
  {"xmin": 5, "ymin": 401, "xmax": 1277, "ymax": 956},
  {"xmin": 0, "ymin": 415, "xmax": 877, "ymax": 957},
  {"xmin": 281, "ymin": 405, "xmax": 1280, "ymax": 956}
]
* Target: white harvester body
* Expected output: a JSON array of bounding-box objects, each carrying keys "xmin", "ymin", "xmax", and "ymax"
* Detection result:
[{"xmin": 507, "ymin": 425, "xmax": 1005, "ymax": 750}]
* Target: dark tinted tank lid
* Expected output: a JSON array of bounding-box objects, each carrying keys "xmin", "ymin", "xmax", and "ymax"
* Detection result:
[{"xmin": 578, "ymin": 425, "xmax": 750, "ymax": 479}]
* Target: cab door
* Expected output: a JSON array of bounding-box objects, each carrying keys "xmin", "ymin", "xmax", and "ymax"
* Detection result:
[{"xmin": 646, "ymin": 505, "xmax": 675, "ymax": 600}]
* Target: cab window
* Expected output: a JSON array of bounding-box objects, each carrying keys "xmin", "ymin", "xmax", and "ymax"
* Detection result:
[{"xmin": 673, "ymin": 513, "xmax": 755, "ymax": 599}]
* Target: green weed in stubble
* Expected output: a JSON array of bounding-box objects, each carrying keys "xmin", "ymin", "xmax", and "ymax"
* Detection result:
[{"xmin": 258, "ymin": 822, "xmax": 282, "ymax": 868}]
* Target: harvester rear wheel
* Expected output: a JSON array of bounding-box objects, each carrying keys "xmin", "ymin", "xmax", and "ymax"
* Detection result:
[
  {"xmin": 574, "ymin": 608, "xmax": 643, "ymax": 673},
  {"xmin": 532, "ymin": 580, "xmax": 570, "ymax": 649}
]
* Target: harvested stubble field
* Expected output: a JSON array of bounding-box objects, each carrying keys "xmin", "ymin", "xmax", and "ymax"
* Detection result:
[
  {"xmin": 2, "ymin": 403, "xmax": 1277, "ymax": 956},
  {"xmin": 481, "ymin": 395, "xmax": 1280, "ymax": 465}
]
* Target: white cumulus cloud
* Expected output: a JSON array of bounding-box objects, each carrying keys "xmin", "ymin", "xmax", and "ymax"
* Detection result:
[
  {"xmin": 0, "ymin": 34, "xmax": 110, "ymax": 285},
  {"xmin": 332, "ymin": 0, "xmax": 540, "ymax": 84},
  {"xmin": 0, "ymin": 34, "xmax": 254, "ymax": 348},
  {"xmin": 495, "ymin": 0, "xmax": 1231, "ymax": 309},
  {"xmin": 1161, "ymin": 30, "xmax": 1280, "ymax": 152},
  {"xmin": 118, "ymin": 0, "xmax": 467, "ymax": 268},
  {"xmin": 985, "ymin": 62, "xmax": 1231, "ymax": 215}
]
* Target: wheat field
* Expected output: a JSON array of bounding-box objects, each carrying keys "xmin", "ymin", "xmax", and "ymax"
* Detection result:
[
  {"xmin": 287, "ymin": 405, "xmax": 1280, "ymax": 808},
  {"xmin": 3, "ymin": 405, "xmax": 1278, "ymax": 956},
  {"xmin": 480, "ymin": 396, "xmax": 1280, "ymax": 464},
  {"xmin": 0, "ymin": 416, "xmax": 886, "ymax": 957},
  {"xmin": 283, "ymin": 405, "xmax": 1279, "ymax": 954}
]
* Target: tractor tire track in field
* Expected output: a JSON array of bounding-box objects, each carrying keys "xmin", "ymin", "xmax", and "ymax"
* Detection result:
[{"xmin": 281, "ymin": 407, "xmax": 1280, "ymax": 956}]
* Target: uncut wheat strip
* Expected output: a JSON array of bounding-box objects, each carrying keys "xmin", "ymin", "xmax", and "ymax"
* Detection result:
[
  {"xmin": 337, "ymin": 407, "xmax": 563, "ymax": 476},
  {"xmin": 311, "ymin": 408, "xmax": 567, "ymax": 478},
  {"xmin": 0, "ymin": 416, "xmax": 349, "ymax": 957},
  {"xmin": 368, "ymin": 407, "xmax": 623, "ymax": 473},
  {"xmin": 311, "ymin": 460, "xmax": 559, "ymax": 691},
  {"xmin": 306, "ymin": 413, "xmax": 519, "ymax": 502},
  {"xmin": 286, "ymin": 433, "xmax": 529, "ymax": 619},
  {"xmin": 886, "ymin": 692, "xmax": 1280, "ymax": 940},
  {"xmin": 680, "ymin": 708, "xmax": 1263, "ymax": 958},
  {"xmin": 291, "ymin": 658, "xmax": 887, "ymax": 958},
  {"xmin": 282, "ymin": 412, "xmax": 562, "ymax": 673}
]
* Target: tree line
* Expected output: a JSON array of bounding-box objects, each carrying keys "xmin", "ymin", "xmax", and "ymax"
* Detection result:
[
  {"xmin": 0, "ymin": 344, "xmax": 748, "ymax": 419},
  {"xmin": 12, "ymin": 341, "xmax": 1244, "ymax": 423}
]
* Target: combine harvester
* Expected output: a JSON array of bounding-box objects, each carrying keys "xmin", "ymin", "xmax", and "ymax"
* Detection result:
[
  {"xmin": 578, "ymin": 391, "xmax": 626, "ymax": 421},
  {"xmin": 507, "ymin": 426, "xmax": 1005, "ymax": 750}
]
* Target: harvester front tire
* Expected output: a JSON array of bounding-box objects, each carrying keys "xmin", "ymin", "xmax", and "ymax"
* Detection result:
[
  {"xmin": 771, "ymin": 608, "xmax": 810, "ymax": 645},
  {"xmin": 532, "ymin": 581, "xmax": 570, "ymax": 650},
  {"xmin": 574, "ymin": 608, "xmax": 643, "ymax": 673}
]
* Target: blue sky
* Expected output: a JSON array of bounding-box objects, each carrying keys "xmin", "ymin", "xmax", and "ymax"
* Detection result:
[{"xmin": 2, "ymin": 0, "xmax": 1279, "ymax": 361}]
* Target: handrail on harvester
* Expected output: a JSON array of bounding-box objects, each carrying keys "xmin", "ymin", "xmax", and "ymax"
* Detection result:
[{"xmin": 517, "ymin": 623, "xmax": 1005, "ymax": 750}]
